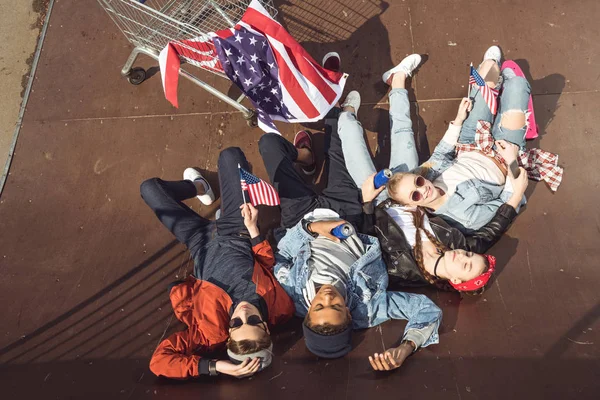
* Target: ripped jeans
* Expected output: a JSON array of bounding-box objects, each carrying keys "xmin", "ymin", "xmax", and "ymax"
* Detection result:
[{"xmin": 460, "ymin": 67, "xmax": 531, "ymax": 149}]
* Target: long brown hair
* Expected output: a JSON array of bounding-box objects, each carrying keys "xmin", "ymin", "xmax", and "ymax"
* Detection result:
[
  {"xmin": 411, "ymin": 208, "xmax": 487, "ymax": 295},
  {"xmin": 410, "ymin": 208, "xmax": 453, "ymax": 290}
]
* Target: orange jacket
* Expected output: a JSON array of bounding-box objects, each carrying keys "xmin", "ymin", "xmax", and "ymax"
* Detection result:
[{"xmin": 149, "ymin": 240, "xmax": 294, "ymax": 379}]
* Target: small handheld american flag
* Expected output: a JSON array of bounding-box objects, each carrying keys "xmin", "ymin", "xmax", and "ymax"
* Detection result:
[
  {"xmin": 469, "ymin": 63, "xmax": 499, "ymax": 115},
  {"xmin": 239, "ymin": 166, "xmax": 280, "ymax": 207}
]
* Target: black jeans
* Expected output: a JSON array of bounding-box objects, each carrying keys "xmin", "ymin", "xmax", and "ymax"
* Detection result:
[
  {"xmin": 140, "ymin": 147, "xmax": 251, "ymax": 260},
  {"xmin": 258, "ymin": 122, "xmax": 363, "ymax": 229}
]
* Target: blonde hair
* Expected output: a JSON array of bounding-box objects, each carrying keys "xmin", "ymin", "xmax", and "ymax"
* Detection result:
[
  {"xmin": 386, "ymin": 172, "xmax": 409, "ymax": 203},
  {"xmin": 386, "ymin": 167, "xmax": 430, "ymax": 204}
]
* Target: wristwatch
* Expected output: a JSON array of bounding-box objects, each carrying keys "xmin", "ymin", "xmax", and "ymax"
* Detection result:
[
  {"xmin": 208, "ymin": 360, "xmax": 219, "ymax": 376},
  {"xmin": 302, "ymin": 219, "xmax": 318, "ymax": 237}
]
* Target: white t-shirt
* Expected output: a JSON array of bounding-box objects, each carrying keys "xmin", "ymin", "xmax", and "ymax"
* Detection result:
[
  {"xmin": 302, "ymin": 234, "xmax": 365, "ymax": 308},
  {"xmin": 434, "ymin": 151, "xmax": 506, "ymax": 196},
  {"xmin": 385, "ymin": 206, "xmax": 435, "ymax": 248}
]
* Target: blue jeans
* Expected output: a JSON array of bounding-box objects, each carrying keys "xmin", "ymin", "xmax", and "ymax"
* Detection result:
[
  {"xmin": 338, "ymin": 88, "xmax": 419, "ymax": 204},
  {"xmin": 460, "ymin": 68, "xmax": 530, "ymax": 149}
]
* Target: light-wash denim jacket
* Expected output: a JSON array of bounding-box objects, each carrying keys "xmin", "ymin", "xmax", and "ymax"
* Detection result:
[
  {"xmin": 396, "ymin": 123, "xmax": 524, "ymax": 232},
  {"xmin": 274, "ymin": 209, "xmax": 442, "ymax": 349}
]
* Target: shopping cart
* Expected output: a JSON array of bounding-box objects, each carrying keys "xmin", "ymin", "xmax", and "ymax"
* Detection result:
[{"xmin": 97, "ymin": 0, "xmax": 278, "ymax": 125}]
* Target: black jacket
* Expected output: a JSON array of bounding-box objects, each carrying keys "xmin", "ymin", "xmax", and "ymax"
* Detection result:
[{"xmin": 370, "ymin": 200, "xmax": 517, "ymax": 288}]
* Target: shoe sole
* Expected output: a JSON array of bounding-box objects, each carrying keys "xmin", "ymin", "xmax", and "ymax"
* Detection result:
[
  {"xmin": 322, "ymin": 52, "xmax": 341, "ymax": 71},
  {"xmin": 293, "ymin": 131, "xmax": 316, "ymax": 176},
  {"xmin": 183, "ymin": 168, "xmax": 215, "ymax": 206}
]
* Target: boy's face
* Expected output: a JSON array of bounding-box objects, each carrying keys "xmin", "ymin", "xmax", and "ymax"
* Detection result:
[{"xmin": 307, "ymin": 285, "xmax": 350, "ymax": 326}]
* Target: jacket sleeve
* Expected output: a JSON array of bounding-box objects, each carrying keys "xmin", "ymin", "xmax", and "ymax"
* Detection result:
[
  {"xmin": 385, "ymin": 291, "xmax": 442, "ymax": 349},
  {"xmin": 149, "ymin": 330, "xmax": 205, "ymax": 379},
  {"xmin": 252, "ymin": 238, "xmax": 275, "ymax": 271},
  {"xmin": 149, "ymin": 281, "xmax": 211, "ymax": 379},
  {"xmin": 419, "ymin": 123, "xmax": 461, "ymax": 179},
  {"xmin": 443, "ymin": 184, "xmax": 506, "ymax": 230},
  {"xmin": 462, "ymin": 203, "xmax": 518, "ymax": 253}
]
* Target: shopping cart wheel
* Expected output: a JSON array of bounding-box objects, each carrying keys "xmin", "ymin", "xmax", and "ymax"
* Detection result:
[
  {"xmin": 245, "ymin": 110, "xmax": 258, "ymax": 127},
  {"xmin": 127, "ymin": 67, "xmax": 146, "ymax": 85}
]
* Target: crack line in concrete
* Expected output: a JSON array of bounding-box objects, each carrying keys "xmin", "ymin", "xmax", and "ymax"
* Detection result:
[{"xmin": 39, "ymin": 89, "xmax": 599, "ymax": 124}]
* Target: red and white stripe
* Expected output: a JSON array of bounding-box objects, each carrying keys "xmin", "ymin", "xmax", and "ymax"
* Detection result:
[
  {"xmin": 158, "ymin": 36, "xmax": 223, "ymax": 108},
  {"xmin": 236, "ymin": 0, "xmax": 347, "ymax": 122},
  {"xmin": 247, "ymin": 180, "xmax": 280, "ymax": 207},
  {"xmin": 469, "ymin": 77, "xmax": 499, "ymax": 115}
]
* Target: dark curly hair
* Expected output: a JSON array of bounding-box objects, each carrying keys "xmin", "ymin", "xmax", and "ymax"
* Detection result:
[{"xmin": 303, "ymin": 313, "xmax": 350, "ymax": 336}]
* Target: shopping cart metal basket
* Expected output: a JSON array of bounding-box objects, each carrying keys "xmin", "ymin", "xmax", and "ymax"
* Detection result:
[{"xmin": 97, "ymin": 0, "xmax": 278, "ymax": 125}]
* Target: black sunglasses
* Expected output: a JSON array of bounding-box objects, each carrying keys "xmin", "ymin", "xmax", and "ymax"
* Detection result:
[{"xmin": 229, "ymin": 315, "xmax": 267, "ymax": 331}]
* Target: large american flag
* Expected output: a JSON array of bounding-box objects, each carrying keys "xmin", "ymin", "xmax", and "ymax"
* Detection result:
[
  {"xmin": 239, "ymin": 166, "xmax": 280, "ymax": 207},
  {"xmin": 211, "ymin": 0, "xmax": 348, "ymax": 133},
  {"xmin": 469, "ymin": 64, "xmax": 499, "ymax": 115}
]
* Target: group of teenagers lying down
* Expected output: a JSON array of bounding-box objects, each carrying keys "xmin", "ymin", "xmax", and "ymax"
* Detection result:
[{"xmin": 140, "ymin": 46, "xmax": 548, "ymax": 379}]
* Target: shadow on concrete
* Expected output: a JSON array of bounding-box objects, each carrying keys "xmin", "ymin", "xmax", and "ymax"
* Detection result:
[
  {"xmin": 513, "ymin": 59, "xmax": 565, "ymax": 145},
  {"xmin": 1, "ymin": 354, "xmax": 598, "ymax": 400},
  {"xmin": 0, "ymin": 240, "xmax": 186, "ymax": 364}
]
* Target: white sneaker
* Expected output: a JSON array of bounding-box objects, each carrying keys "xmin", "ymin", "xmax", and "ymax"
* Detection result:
[
  {"xmin": 483, "ymin": 45, "xmax": 502, "ymax": 64},
  {"xmin": 341, "ymin": 90, "xmax": 361, "ymax": 116},
  {"xmin": 183, "ymin": 168, "xmax": 215, "ymax": 205},
  {"xmin": 382, "ymin": 54, "xmax": 422, "ymax": 84}
]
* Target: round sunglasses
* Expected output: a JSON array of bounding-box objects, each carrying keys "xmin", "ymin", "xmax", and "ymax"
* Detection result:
[
  {"xmin": 229, "ymin": 315, "xmax": 267, "ymax": 331},
  {"xmin": 410, "ymin": 176, "xmax": 427, "ymax": 202}
]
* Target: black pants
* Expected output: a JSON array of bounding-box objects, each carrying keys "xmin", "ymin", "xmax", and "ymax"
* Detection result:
[
  {"xmin": 258, "ymin": 124, "xmax": 363, "ymax": 229},
  {"xmin": 140, "ymin": 147, "xmax": 251, "ymax": 260}
]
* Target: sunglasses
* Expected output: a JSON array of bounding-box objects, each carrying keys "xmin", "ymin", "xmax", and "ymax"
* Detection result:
[
  {"xmin": 229, "ymin": 315, "xmax": 267, "ymax": 331},
  {"xmin": 410, "ymin": 176, "xmax": 426, "ymax": 202}
]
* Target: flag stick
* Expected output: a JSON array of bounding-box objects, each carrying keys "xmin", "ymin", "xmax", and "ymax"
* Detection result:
[
  {"xmin": 467, "ymin": 62, "xmax": 473, "ymax": 98},
  {"xmin": 238, "ymin": 163, "xmax": 247, "ymax": 205}
]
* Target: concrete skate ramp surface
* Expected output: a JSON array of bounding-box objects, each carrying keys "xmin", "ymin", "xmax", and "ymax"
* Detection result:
[{"xmin": 0, "ymin": 1, "xmax": 598, "ymax": 399}]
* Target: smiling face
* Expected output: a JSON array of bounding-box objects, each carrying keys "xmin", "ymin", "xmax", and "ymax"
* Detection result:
[
  {"xmin": 306, "ymin": 285, "xmax": 350, "ymax": 328},
  {"xmin": 443, "ymin": 249, "xmax": 488, "ymax": 284},
  {"xmin": 387, "ymin": 173, "xmax": 442, "ymax": 207}
]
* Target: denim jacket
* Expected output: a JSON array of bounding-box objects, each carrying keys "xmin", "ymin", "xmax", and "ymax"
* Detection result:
[
  {"xmin": 395, "ymin": 123, "xmax": 524, "ymax": 231},
  {"xmin": 274, "ymin": 209, "xmax": 442, "ymax": 349}
]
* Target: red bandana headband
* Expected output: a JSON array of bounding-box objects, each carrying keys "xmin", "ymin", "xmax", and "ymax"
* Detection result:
[{"xmin": 449, "ymin": 254, "xmax": 496, "ymax": 291}]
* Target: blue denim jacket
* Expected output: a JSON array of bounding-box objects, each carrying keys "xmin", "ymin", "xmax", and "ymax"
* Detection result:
[
  {"xmin": 274, "ymin": 209, "xmax": 442, "ymax": 349},
  {"xmin": 396, "ymin": 123, "xmax": 523, "ymax": 231}
]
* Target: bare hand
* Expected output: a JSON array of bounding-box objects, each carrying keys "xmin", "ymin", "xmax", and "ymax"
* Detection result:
[
  {"xmin": 495, "ymin": 139, "xmax": 519, "ymax": 165},
  {"xmin": 454, "ymin": 97, "xmax": 473, "ymax": 125},
  {"xmin": 307, "ymin": 220, "xmax": 347, "ymax": 243},
  {"xmin": 368, "ymin": 342, "xmax": 414, "ymax": 371},
  {"xmin": 510, "ymin": 166, "xmax": 529, "ymax": 195},
  {"xmin": 506, "ymin": 167, "xmax": 528, "ymax": 209},
  {"xmin": 361, "ymin": 172, "xmax": 386, "ymax": 203},
  {"xmin": 216, "ymin": 358, "xmax": 261, "ymax": 379},
  {"xmin": 240, "ymin": 203, "xmax": 259, "ymax": 238}
]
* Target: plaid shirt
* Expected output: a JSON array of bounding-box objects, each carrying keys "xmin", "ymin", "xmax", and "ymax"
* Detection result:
[{"xmin": 455, "ymin": 121, "xmax": 563, "ymax": 192}]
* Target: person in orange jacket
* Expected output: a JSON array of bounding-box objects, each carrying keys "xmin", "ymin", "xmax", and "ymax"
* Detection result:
[{"xmin": 140, "ymin": 147, "xmax": 295, "ymax": 380}]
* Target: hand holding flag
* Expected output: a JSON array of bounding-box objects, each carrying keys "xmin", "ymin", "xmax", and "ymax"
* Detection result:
[
  {"xmin": 469, "ymin": 63, "xmax": 499, "ymax": 115},
  {"xmin": 239, "ymin": 166, "xmax": 280, "ymax": 207}
]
